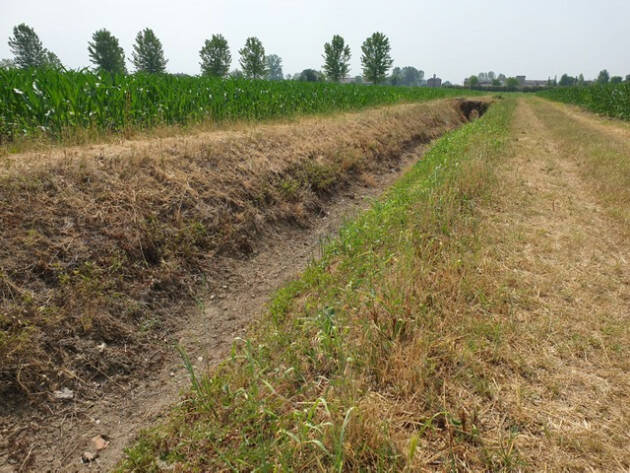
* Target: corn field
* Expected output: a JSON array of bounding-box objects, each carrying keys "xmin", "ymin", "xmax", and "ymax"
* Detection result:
[
  {"xmin": 0, "ymin": 68, "xmax": 478, "ymax": 143},
  {"xmin": 538, "ymin": 83, "xmax": 630, "ymax": 120}
]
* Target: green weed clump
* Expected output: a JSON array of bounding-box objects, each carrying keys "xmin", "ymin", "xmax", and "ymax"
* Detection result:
[
  {"xmin": 117, "ymin": 99, "xmax": 519, "ymax": 472},
  {"xmin": 538, "ymin": 83, "xmax": 630, "ymax": 120},
  {"xmin": 0, "ymin": 68, "xmax": 480, "ymax": 144}
]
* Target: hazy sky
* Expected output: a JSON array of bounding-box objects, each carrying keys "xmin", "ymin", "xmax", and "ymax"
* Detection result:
[{"xmin": 1, "ymin": 0, "xmax": 628, "ymax": 83}]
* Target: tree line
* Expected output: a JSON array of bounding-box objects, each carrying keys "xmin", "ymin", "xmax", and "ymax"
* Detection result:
[
  {"xmin": 3, "ymin": 24, "xmax": 402, "ymax": 84},
  {"xmin": 557, "ymin": 70, "xmax": 630, "ymax": 86},
  {"xmin": 465, "ymin": 70, "xmax": 630, "ymax": 90}
]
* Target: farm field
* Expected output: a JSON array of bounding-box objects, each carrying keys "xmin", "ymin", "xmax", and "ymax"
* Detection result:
[
  {"xmin": 1, "ymin": 1, "xmax": 627, "ymax": 471},
  {"xmin": 538, "ymin": 82, "xmax": 630, "ymax": 120},
  {"xmin": 0, "ymin": 69, "xmax": 480, "ymax": 148},
  {"xmin": 2, "ymin": 94, "xmax": 629, "ymax": 472}
]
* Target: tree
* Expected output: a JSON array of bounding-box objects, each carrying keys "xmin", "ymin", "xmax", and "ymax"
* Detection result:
[
  {"xmin": 389, "ymin": 66, "xmax": 423, "ymax": 86},
  {"xmin": 610, "ymin": 76, "xmax": 622, "ymax": 84},
  {"xmin": 199, "ymin": 34, "xmax": 231, "ymax": 77},
  {"xmin": 239, "ymin": 37, "xmax": 266, "ymax": 79},
  {"xmin": 625, "ymin": 74, "xmax": 630, "ymax": 83},
  {"xmin": 0, "ymin": 58, "xmax": 16, "ymax": 69},
  {"xmin": 559, "ymin": 74, "xmax": 576, "ymax": 87},
  {"xmin": 298, "ymin": 69, "xmax": 321, "ymax": 82},
  {"xmin": 360, "ymin": 32, "xmax": 393, "ymax": 84},
  {"xmin": 132, "ymin": 28, "xmax": 167, "ymax": 73},
  {"xmin": 388, "ymin": 67, "xmax": 403, "ymax": 85},
  {"xmin": 402, "ymin": 66, "xmax": 423, "ymax": 86},
  {"xmin": 322, "ymin": 34, "xmax": 351, "ymax": 82},
  {"xmin": 505, "ymin": 77, "xmax": 520, "ymax": 90},
  {"xmin": 43, "ymin": 50, "xmax": 63, "ymax": 69},
  {"xmin": 497, "ymin": 73, "xmax": 507, "ymax": 82},
  {"xmin": 468, "ymin": 75, "xmax": 479, "ymax": 88},
  {"xmin": 8, "ymin": 23, "xmax": 62, "ymax": 69},
  {"xmin": 491, "ymin": 79, "xmax": 501, "ymax": 87},
  {"xmin": 597, "ymin": 69, "xmax": 609, "ymax": 84},
  {"xmin": 578, "ymin": 73, "xmax": 585, "ymax": 86},
  {"xmin": 88, "ymin": 29, "xmax": 126, "ymax": 74},
  {"xmin": 229, "ymin": 69, "xmax": 244, "ymax": 79},
  {"xmin": 265, "ymin": 54, "xmax": 283, "ymax": 80}
]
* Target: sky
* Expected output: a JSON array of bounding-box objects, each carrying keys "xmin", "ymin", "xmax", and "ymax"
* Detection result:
[{"xmin": 1, "ymin": 0, "xmax": 628, "ymax": 84}]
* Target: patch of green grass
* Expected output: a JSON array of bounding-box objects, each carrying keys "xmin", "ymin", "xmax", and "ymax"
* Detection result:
[{"xmin": 116, "ymin": 98, "xmax": 518, "ymax": 472}]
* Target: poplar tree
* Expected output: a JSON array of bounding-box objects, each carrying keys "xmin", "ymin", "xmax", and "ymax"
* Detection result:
[
  {"xmin": 361, "ymin": 32, "xmax": 393, "ymax": 84},
  {"xmin": 8, "ymin": 23, "xmax": 62, "ymax": 69},
  {"xmin": 323, "ymin": 35, "xmax": 351, "ymax": 82},
  {"xmin": 88, "ymin": 29, "xmax": 126, "ymax": 74},
  {"xmin": 199, "ymin": 34, "xmax": 231, "ymax": 77},
  {"xmin": 239, "ymin": 37, "xmax": 266, "ymax": 79},
  {"xmin": 132, "ymin": 28, "xmax": 168, "ymax": 73}
]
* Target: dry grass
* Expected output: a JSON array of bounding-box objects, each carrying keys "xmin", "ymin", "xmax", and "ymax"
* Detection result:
[
  {"xmin": 116, "ymin": 98, "xmax": 514, "ymax": 472},
  {"xmin": 117, "ymin": 97, "xmax": 630, "ymax": 472},
  {"xmin": 467, "ymin": 98, "xmax": 630, "ymax": 470},
  {"xmin": 532, "ymin": 98, "xmax": 630, "ymax": 230},
  {"xmin": 0, "ymin": 99, "xmax": 477, "ymax": 405}
]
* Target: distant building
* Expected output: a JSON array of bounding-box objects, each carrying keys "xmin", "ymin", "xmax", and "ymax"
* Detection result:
[
  {"xmin": 427, "ymin": 74, "xmax": 442, "ymax": 88},
  {"xmin": 517, "ymin": 76, "xmax": 549, "ymax": 88},
  {"xmin": 523, "ymin": 79, "xmax": 548, "ymax": 87},
  {"xmin": 464, "ymin": 74, "xmax": 549, "ymax": 89}
]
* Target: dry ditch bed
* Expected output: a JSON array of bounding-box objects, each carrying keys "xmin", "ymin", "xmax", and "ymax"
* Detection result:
[{"xmin": 0, "ymin": 99, "xmax": 488, "ymax": 409}]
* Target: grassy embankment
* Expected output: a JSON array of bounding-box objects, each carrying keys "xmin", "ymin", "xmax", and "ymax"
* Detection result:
[
  {"xmin": 0, "ymin": 100, "xmax": 474, "ymax": 404},
  {"xmin": 117, "ymin": 98, "xmax": 519, "ymax": 472}
]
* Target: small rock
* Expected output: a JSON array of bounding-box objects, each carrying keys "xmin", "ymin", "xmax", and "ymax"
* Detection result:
[
  {"xmin": 197, "ymin": 356, "xmax": 203, "ymax": 362},
  {"xmin": 222, "ymin": 285, "xmax": 228, "ymax": 289},
  {"xmin": 81, "ymin": 451, "xmax": 98, "ymax": 463},
  {"xmin": 210, "ymin": 294, "xmax": 216, "ymax": 300},
  {"xmin": 53, "ymin": 387, "xmax": 74, "ymax": 400},
  {"xmin": 97, "ymin": 342, "xmax": 106, "ymax": 352},
  {"xmin": 156, "ymin": 459, "xmax": 174, "ymax": 470},
  {"xmin": 91, "ymin": 435, "xmax": 109, "ymax": 451},
  {"xmin": 169, "ymin": 371, "xmax": 175, "ymax": 377}
]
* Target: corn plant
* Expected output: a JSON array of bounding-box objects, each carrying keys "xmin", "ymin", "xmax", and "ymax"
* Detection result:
[
  {"xmin": 538, "ymin": 82, "xmax": 630, "ymax": 120},
  {"xmin": 0, "ymin": 68, "xmax": 479, "ymax": 143}
]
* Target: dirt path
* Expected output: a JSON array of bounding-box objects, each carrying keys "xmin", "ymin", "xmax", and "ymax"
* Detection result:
[
  {"xmin": 478, "ymin": 98, "xmax": 630, "ymax": 469},
  {"xmin": 0, "ymin": 139, "xmax": 430, "ymax": 473}
]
